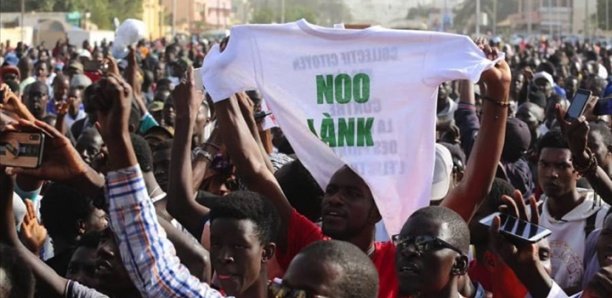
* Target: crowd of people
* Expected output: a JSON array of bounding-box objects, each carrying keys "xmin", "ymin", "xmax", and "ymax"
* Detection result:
[{"xmin": 0, "ymin": 26, "xmax": 611, "ymax": 298}]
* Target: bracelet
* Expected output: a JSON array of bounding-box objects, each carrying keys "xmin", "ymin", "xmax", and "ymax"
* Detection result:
[
  {"xmin": 573, "ymin": 148, "xmax": 598, "ymax": 176},
  {"xmin": 203, "ymin": 142, "xmax": 220, "ymax": 150},
  {"xmin": 192, "ymin": 147, "xmax": 215, "ymax": 163},
  {"xmin": 481, "ymin": 95, "xmax": 511, "ymax": 107}
]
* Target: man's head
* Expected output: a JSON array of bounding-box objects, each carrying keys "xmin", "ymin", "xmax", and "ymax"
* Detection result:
[
  {"xmin": 24, "ymin": 81, "xmax": 49, "ymax": 119},
  {"xmin": 131, "ymin": 133, "xmax": 154, "ymax": 173},
  {"xmin": 0, "ymin": 243, "xmax": 35, "ymax": 298},
  {"xmin": 76, "ymin": 127, "xmax": 104, "ymax": 166},
  {"xmin": 281, "ymin": 240, "xmax": 379, "ymax": 298},
  {"xmin": 536, "ymin": 130, "xmax": 580, "ymax": 198},
  {"xmin": 564, "ymin": 76, "xmax": 579, "ymax": 99},
  {"xmin": 588, "ymin": 121, "xmax": 612, "ymax": 170},
  {"xmin": 163, "ymin": 94, "xmax": 175, "ymax": 127},
  {"xmin": 532, "ymin": 71, "xmax": 554, "ymax": 98},
  {"xmin": 67, "ymin": 232, "xmax": 101, "ymax": 289},
  {"xmin": 395, "ymin": 206, "xmax": 469, "ymax": 296},
  {"xmin": 209, "ymin": 191, "xmax": 280, "ymax": 296},
  {"xmin": 52, "ymin": 74, "xmax": 70, "ymax": 102},
  {"xmin": 40, "ymin": 183, "xmax": 109, "ymax": 248},
  {"xmin": 95, "ymin": 228, "xmax": 135, "ymax": 294},
  {"xmin": 275, "ymin": 159, "xmax": 323, "ymax": 222},
  {"xmin": 596, "ymin": 214, "xmax": 612, "ymax": 268},
  {"xmin": 503, "ymin": 118, "xmax": 531, "ymax": 162},
  {"xmin": 34, "ymin": 60, "xmax": 49, "ymax": 81},
  {"xmin": 322, "ymin": 165, "xmax": 380, "ymax": 241},
  {"xmin": 469, "ymin": 178, "xmax": 515, "ymax": 246},
  {"xmin": 17, "ymin": 56, "xmax": 33, "ymax": 80},
  {"xmin": 152, "ymin": 139, "xmax": 172, "ymax": 191}
]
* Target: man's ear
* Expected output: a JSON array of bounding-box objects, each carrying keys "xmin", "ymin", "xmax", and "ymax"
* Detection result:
[
  {"xmin": 261, "ymin": 242, "xmax": 276, "ymax": 263},
  {"xmin": 76, "ymin": 219, "xmax": 86, "ymax": 236},
  {"xmin": 452, "ymin": 255, "xmax": 469, "ymax": 276},
  {"xmin": 368, "ymin": 199, "xmax": 382, "ymax": 224}
]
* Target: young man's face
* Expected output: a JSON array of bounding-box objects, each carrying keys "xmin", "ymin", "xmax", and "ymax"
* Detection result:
[
  {"xmin": 210, "ymin": 218, "xmax": 272, "ymax": 296},
  {"xmin": 537, "ymin": 148, "xmax": 579, "ymax": 198},
  {"xmin": 596, "ymin": 215, "xmax": 612, "ymax": 267},
  {"xmin": 588, "ymin": 131, "xmax": 611, "ymax": 169},
  {"xmin": 281, "ymin": 253, "xmax": 341, "ymax": 297},
  {"xmin": 95, "ymin": 230, "xmax": 133, "ymax": 293},
  {"xmin": 321, "ymin": 166, "xmax": 379, "ymax": 241},
  {"xmin": 67, "ymin": 246, "xmax": 99, "ymax": 288},
  {"xmin": 395, "ymin": 216, "xmax": 464, "ymax": 296}
]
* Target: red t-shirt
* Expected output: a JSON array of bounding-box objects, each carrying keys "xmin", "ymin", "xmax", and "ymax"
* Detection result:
[{"xmin": 276, "ymin": 209, "xmax": 399, "ymax": 298}]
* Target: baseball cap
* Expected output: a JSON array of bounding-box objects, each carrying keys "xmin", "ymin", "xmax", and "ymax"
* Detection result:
[
  {"xmin": 71, "ymin": 74, "xmax": 92, "ymax": 89},
  {"xmin": 503, "ymin": 118, "xmax": 532, "ymax": 162},
  {"xmin": 533, "ymin": 71, "xmax": 554, "ymax": 86},
  {"xmin": 431, "ymin": 143, "xmax": 453, "ymax": 202},
  {"xmin": 148, "ymin": 101, "xmax": 164, "ymax": 112},
  {"xmin": 3, "ymin": 53, "xmax": 19, "ymax": 66},
  {"xmin": 68, "ymin": 60, "xmax": 84, "ymax": 73}
]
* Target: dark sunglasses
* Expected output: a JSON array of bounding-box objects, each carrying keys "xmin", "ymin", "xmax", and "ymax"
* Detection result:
[
  {"xmin": 391, "ymin": 234, "xmax": 465, "ymax": 256},
  {"xmin": 268, "ymin": 280, "xmax": 327, "ymax": 298}
]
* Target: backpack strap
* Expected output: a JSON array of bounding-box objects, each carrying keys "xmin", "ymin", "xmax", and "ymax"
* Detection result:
[{"xmin": 585, "ymin": 212, "xmax": 598, "ymax": 239}]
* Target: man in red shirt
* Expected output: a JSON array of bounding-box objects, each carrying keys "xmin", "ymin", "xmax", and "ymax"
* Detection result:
[{"xmin": 215, "ymin": 47, "xmax": 511, "ymax": 297}]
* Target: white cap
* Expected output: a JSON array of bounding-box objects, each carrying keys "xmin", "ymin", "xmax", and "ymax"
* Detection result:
[
  {"xmin": 533, "ymin": 71, "xmax": 554, "ymax": 86},
  {"xmin": 431, "ymin": 143, "xmax": 453, "ymax": 202}
]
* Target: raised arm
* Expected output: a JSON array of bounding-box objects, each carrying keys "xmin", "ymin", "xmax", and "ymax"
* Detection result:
[
  {"xmin": 166, "ymin": 67, "xmax": 213, "ymax": 239},
  {"xmin": 94, "ymin": 72, "xmax": 222, "ymax": 297},
  {"xmin": 555, "ymin": 107, "xmax": 612, "ymax": 201},
  {"xmin": 442, "ymin": 46, "xmax": 511, "ymax": 222},
  {"xmin": 0, "ymin": 167, "xmax": 67, "ymax": 296},
  {"xmin": 215, "ymin": 93, "xmax": 292, "ymax": 247}
]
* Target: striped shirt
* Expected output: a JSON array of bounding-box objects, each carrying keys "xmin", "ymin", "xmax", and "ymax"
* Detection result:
[{"xmin": 106, "ymin": 165, "xmax": 226, "ymax": 298}]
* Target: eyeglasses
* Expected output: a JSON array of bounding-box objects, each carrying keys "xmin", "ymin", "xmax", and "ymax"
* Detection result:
[
  {"xmin": 268, "ymin": 280, "xmax": 327, "ymax": 298},
  {"xmin": 391, "ymin": 234, "xmax": 465, "ymax": 256}
]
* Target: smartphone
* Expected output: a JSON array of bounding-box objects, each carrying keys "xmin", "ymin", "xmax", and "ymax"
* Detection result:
[
  {"xmin": 0, "ymin": 132, "xmax": 45, "ymax": 168},
  {"xmin": 479, "ymin": 212, "xmax": 551, "ymax": 243},
  {"xmin": 565, "ymin": 89, "xmax": 592, "ymax": 120}
]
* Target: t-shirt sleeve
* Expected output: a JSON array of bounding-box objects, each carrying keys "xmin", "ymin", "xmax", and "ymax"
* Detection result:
[
  {"xmin": 275, "ymin": 209, "xmax": 325, "ymax": 270},
  {"xmin": 202, "ymin": 27, "xmax": 257, "ymax": 102},
  {"xmin": 65, "ymin": 280, "xmax": 109, "ymax": 298},
  {"xmin": 422, "ymin": 33, "xmax": 499, "ymax": 86}
]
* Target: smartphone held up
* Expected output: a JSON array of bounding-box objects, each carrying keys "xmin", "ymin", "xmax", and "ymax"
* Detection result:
[
  {"xmin": 565, "ymin": 89, "xmax": 592, "ymax": 121},
  {"xmin": 479, "ymin": 212, "xmax": 552, "ymax": 244},
  {"xmin": 0, "ymin": 132, "xmax": 45, "ymax": 168}
]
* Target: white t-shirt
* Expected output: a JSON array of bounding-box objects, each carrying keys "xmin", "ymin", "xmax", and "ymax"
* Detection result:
[
  {"xmin": 540, "ymin": 189, "xmax": 609, "ymax": 292},
  {"xmin": 202, "ymin": 19, "xmax": 498, "ymax": 235}
]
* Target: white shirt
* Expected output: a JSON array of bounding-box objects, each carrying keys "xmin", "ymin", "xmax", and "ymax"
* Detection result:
[
  {"xmin": 540, "ymin": 189, "xmax": 609, "ymax": 291},
  {"xmin": 202, "ymin": 19, "xmax": 499, "ymax": 236}
]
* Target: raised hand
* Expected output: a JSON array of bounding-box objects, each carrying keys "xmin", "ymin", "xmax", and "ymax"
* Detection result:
[
  {"xmin": 8, "ymin": 119, "xmax": 88, "ymax": 182},
  {"xmin": 92, "ymin": 73, "xmax": 133, "ymax": 140},
  {"xmin": 20, "ymin": 199, "xmax": 48, "ymax": 254},
  {"xmin": 171, "ymin": 66, "xmax": 199, "ymax": 119},
  {"xmin": 0, "ymin": 83, "xmax": 35, "ymax": 121},
  {"xmin": 555, "ymin": 103, "xmax": 591, "ymax": 157}
]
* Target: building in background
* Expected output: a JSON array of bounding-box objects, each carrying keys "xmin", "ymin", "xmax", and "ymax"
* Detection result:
[{"xmin": 142, "ymin": 0, "xmax": 165, "ymax": 39}]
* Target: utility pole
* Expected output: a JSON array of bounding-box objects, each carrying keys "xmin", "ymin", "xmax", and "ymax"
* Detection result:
[
  {"xmin": 20, "ymin": 0, "xmax": 24, "ymax": 43},
  {"xmin": 493, "ymin": 0, "xmax": 497, "ymax": 35},
  {"xmin": 281, "ymin": 0, "xmax": 286, "ymax": 23},
  {"xmin": 172, "ymin": 0, "xmax": 176, "ymax": 37},
  {"xmin": 476, "ymin": 0, "xmax": 480, "ymax": 35},
  {"xmin": 528, "ymin": 0, "xmax": 533, "ymax": 36}
]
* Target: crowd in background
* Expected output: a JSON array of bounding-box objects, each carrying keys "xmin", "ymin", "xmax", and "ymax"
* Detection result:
[{"xmin": 0, "ymin": 29, "xmax": 611, "ymax": 298}]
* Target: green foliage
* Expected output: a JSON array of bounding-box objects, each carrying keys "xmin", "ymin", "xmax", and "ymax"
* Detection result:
[{"xmin": 0, "ymin": 0, "xmax": 143, "ymax": 30}]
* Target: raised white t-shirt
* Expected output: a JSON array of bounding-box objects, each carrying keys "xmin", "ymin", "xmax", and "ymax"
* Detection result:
[{"xmin": 202, "ymin": 19, "xmax": 498, "ymax": 235}]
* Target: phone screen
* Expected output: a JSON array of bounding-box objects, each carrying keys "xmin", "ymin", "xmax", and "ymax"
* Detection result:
[
  {"xmin": 479, "ymin": 212, "xmax": 552, "ymax": 243},
  {"xmin": 566, "ymin": 90, "xmax": 591, "ymax": 120}
]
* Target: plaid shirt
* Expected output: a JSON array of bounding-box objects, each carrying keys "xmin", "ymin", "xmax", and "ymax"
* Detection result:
[{"xmin": 106, "ymin": 165, "xmax": 226, "ymax": 298}]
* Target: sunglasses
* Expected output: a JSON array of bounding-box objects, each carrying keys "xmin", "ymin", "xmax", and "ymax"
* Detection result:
[
  {"xmin": 268, "ymin": 280, "xmax": 327, "ymax": 298},
  {"xmin": 391, "ymin": 234, "xmax": 465, "ymax": 256}
]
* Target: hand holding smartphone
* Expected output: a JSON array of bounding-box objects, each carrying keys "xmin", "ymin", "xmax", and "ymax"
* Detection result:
[
  {"xmin": 565, "ymin": 89, "xmax": 592, "ymax": 121},
  {"xmin": 0, "ymin": 132, "xmax": 45, "ymax": 168},
  {"xmin": 479, "ymin": 212, "xmax": 551, "ymax": 244}
]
